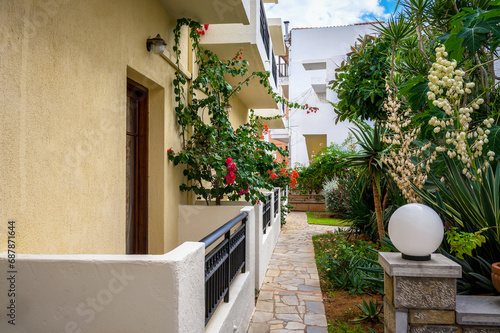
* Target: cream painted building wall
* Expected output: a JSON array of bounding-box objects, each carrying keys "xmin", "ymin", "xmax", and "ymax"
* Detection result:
[{"xmin": 0, "ymin": 0, "xmax": 248, "ymax": 255}]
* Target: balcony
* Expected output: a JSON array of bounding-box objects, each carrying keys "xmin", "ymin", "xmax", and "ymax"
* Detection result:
[
  {"xmin": 311, "ymin": 76, "xmax": 327, "ymax": 94},
  {"xmin": 269, "ymin": 128, "xmax": 290, "ymax": 143},
  {"xmin": 199, "ymin": 0, "xmax": 282, "ymax": 109},
  {"xmin": 254, "ymin": 107, "xmax": 286, "ymax": 129},
  {"xmin": 268, "ymin": 18, "xmax": 286, "ymax": 57},
  {"xmin": 159, "ymin": 0, "xmax": 251, "ymax": 24}
]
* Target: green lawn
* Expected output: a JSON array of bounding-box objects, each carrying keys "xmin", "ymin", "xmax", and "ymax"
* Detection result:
[{"xmin": 306, "ymin": 212, "xmax": 352, "ymax": 226}]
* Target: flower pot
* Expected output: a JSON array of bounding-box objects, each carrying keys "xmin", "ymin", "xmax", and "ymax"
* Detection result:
[{"xmin": 492, "ymin": 262, "xmax": 500, "ymax": 293}]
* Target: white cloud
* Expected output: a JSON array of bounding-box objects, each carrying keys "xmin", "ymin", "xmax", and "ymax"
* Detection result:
[{"xmin": 265, "ymin": 0, "xmax": 391, "ymax": 29}]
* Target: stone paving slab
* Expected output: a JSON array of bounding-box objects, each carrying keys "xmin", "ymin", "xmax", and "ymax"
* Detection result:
[{"xmin": 247, "ymin": 212, "xmax": 339, "ymax": 332}]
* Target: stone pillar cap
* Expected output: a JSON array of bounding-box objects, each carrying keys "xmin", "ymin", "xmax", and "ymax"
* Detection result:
[{"xmin": 379, "ymin": 252, "xmax": 462, "ymax": 278}]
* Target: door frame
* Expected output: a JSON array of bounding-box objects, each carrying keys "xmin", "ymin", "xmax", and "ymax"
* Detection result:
[{"xmin": 127, "ymin": 79, "xmax": 148, "ymax": 254}]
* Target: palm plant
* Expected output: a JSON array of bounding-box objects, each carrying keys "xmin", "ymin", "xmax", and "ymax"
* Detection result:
[
  {"xmin": 373, "ymin": 13, "xmax": 414, "ymax": 90},
  {"xmin": 346, "ymin": 122, "xmax": 391, "ymax": 240}
]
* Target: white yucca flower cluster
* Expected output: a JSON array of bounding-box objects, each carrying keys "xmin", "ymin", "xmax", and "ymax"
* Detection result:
[
  {"xmin": 381, "ymin": 84, "xmax": 434, "ymax": 203},
  {"xmin": 427, "ymin": 44, "xmax": 495, "ymax": 181}
]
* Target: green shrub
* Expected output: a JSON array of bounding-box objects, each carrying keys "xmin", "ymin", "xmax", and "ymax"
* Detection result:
[
  {"xmin": 313, "ymin": 230, "xmax": 385, "ymax": 294},
  {"xmin": 296, "ymin": 140, "xmax": 355, "ymax": 194},
  {"xmin": 323, "ymin": 179, "xmax": 344, "ymax": 213}
]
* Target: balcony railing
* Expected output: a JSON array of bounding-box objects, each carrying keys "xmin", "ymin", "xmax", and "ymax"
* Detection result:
[
  {"xmin": 260, "ymin": 0, "xmax": 270, "ymax": 59},
  {"xmin": 282, "ymin": 187, "xmax": 287, "ymax": 197},
  {"xmin": 272, "ymin": 51, "xmax": 277, "ymax": 87},
  {"xmin": 278, "ymin": 56, "xmax": 289, "ymax": 77},
  {"xmin": 262, "ymin": 193, "xmax": 272, "ymax": 233},
  {"xmin": 273, "ymin": 188, "xmax": 279, "ymax": 217},
  {"xmin": 200, "ymin": 212, "xmax": 248, "ymax": 325}
]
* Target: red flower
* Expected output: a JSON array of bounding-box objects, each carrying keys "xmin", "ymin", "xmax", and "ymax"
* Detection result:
[
  {"xmin": 270, "ymin": 174, "xmax": 277, "ymax": 179},
  {"xmin": 260, "ymin": 135, "xmax": 264, "ymax": 139},
  {"xmin": 239, "ymin": 56, "xmax": 242, "ymax": 60},
  {"xmin": 204, "ymin": 24, "xmax": 209, "ymax": 30},
  {"xmin": 201, "ymin": 30, "xmax": 205, "ymax": 35},
  {"xmin": 225, "ymin": 157, "xmax": 233, "ymax": 164},
  {"xmin": 167, "ymin": 149, "xmax": 173, "ymax": 154}
]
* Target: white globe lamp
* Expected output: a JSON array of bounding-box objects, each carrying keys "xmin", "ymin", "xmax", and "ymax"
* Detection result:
[{"xmin": 388, "ymin": 203, "xmax": 444, "ymax": 261}]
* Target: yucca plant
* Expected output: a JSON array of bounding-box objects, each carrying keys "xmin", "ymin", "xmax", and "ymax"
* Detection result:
[{"xmin": 415, "ymin": 156, "xmax": 500, "ymax": 293}]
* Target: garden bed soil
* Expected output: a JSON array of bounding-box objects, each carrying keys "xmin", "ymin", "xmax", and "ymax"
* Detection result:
[{"xmin": 319, "ymin": 276, "xmax": 384, "ymax": 332}]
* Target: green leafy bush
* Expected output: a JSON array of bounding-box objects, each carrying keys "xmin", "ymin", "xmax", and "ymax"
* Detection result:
[
  {"xmin": 313, "ymin": 230, "xmax": 386, "ymax": 294},
  {"xmin": 323, "ymin": 179, "xmax": 345, "ymax": 213},
  {"xmin": 296, "ymin": 141, "xmax": 354, "ymax": 194}
]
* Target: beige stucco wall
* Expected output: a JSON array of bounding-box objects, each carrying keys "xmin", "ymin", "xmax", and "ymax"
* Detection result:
[
  {"xmin": 229, "ymin": 95, "xmax": 250, "ymax": 128},
  {"xmin": 0, "ymin": 0, "xmax": 193, "ymax": 254}
]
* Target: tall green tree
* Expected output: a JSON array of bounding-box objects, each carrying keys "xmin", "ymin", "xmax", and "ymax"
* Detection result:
[{"xmin": 346, "ymin": 122, "xmax": 390, "ymax": 240}]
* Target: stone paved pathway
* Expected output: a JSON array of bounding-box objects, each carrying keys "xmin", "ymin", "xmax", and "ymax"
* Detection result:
[{"xmin": 247, "ymin": 212, "xmax": 339, "ymax": 333}]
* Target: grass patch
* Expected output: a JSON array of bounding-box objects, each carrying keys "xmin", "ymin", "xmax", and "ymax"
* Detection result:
[{"xmin": 307, "ymin": 212, "xmax": 352, "ymax": 226}]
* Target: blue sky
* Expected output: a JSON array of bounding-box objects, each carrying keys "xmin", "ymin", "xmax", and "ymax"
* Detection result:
[{"xmin": 265, "ymin": 0, "xmax": 399, "ymax": 29}]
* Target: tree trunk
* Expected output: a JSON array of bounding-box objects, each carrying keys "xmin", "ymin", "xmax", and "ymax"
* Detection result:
[
  {"xmin": 372, "ymin": 176, "xmax": 385, "ymax": 241},
  {"xmin": 382, "ymin": 190, "xmax": 390, "ymax": 211},
  {"xmin": 216, "ymin": 195, "xmax": 222, "ymax": 206}
]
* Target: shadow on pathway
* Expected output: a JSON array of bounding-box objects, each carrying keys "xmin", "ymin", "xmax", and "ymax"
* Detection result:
[{"xmin": 247, "ymin": 212, "xmax": 339, "ymax": 333}]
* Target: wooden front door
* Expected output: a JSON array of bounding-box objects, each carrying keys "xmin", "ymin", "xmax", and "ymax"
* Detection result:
[{"xmin": 126, "ymin": 80, "xmax": 148, "ymax": 254}]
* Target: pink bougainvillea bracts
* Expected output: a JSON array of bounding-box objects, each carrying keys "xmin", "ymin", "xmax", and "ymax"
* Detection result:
[{"xmin": 225, "ymin": 157, "xmax": 237, "ymax": 184}]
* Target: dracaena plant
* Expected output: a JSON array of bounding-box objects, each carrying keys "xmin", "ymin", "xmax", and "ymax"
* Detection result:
[{"xmin": 169, "ymin": 18, "xmax": 310, "ymax": 205}]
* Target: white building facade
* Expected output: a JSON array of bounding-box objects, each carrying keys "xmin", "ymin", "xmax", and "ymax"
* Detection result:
[{"xmin": 286, "ymin": 24, "xmax": 377, "ymax": 166}]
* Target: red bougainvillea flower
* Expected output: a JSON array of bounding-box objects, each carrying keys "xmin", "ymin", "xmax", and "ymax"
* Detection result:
[
  {"xmin": 270, "ymin": 173, "xmax": 277, "ymax": 179},
  {"xmin": 204, "ymin": 24, "xmax": 209, "ymax": 30},
  {"xmin": 238, "ymin": 184, "xmax": 250, "ymax": 196},
  {"xmin": 224, "ymin": 157, "xmax": 237, "ymax": 184},
  {"xmin": 260, "ymin": 134, "xmax": 265, "ymax": 139},
  {"xmin": 167, "ymin": 149, "xmax": 173, "ymax": 154}
]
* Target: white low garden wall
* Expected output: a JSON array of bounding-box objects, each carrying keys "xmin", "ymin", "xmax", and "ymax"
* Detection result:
[
  {"xmin": 0, "ymin": 242, "xmax": 205, "ymax": 333},
  {"xmin": 258, "ymin": 189, "xmax": 281, "ymax": 289},
  {"xmin": 178, "ymin": 205, "xmax": 256, "ymax": 333},
  {"xmin": 193, "ymin": 189, "xmax": 281, "ymax": 290}
]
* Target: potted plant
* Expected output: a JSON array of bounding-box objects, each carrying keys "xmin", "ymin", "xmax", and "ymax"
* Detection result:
[{"xmin": 492, "ymin": 263, "xmax": 500, "ymax": 293}]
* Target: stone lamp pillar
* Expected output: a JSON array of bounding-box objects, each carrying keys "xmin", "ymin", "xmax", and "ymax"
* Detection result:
[{"xmin": 379, "ymin": 252, "xmax": 462, "ymax": 333}]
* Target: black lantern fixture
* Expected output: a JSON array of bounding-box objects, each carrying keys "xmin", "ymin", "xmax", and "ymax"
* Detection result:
[{"xmin": 146, "ymin": 34, "xmax": 167, "ymax": 55}]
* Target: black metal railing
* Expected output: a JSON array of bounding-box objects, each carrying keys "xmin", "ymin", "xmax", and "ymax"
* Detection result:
[
  {"xmin": 262, "ymin": 193, "xmax": 272, "ymax": 233},
  {"xmin": 272, "ymin": 51, "xmax": 277, "ymax": 87},
  {"xmin": 273, "ymin": 188, "xmax": 279, "ymax": 217},
  {"xmin": 260, "ymin": 0, "xmax": 270, "ymax": 59},
  {"xmin": 200, "ymin": 212, "xmax": 248, "ymax": 325}
]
